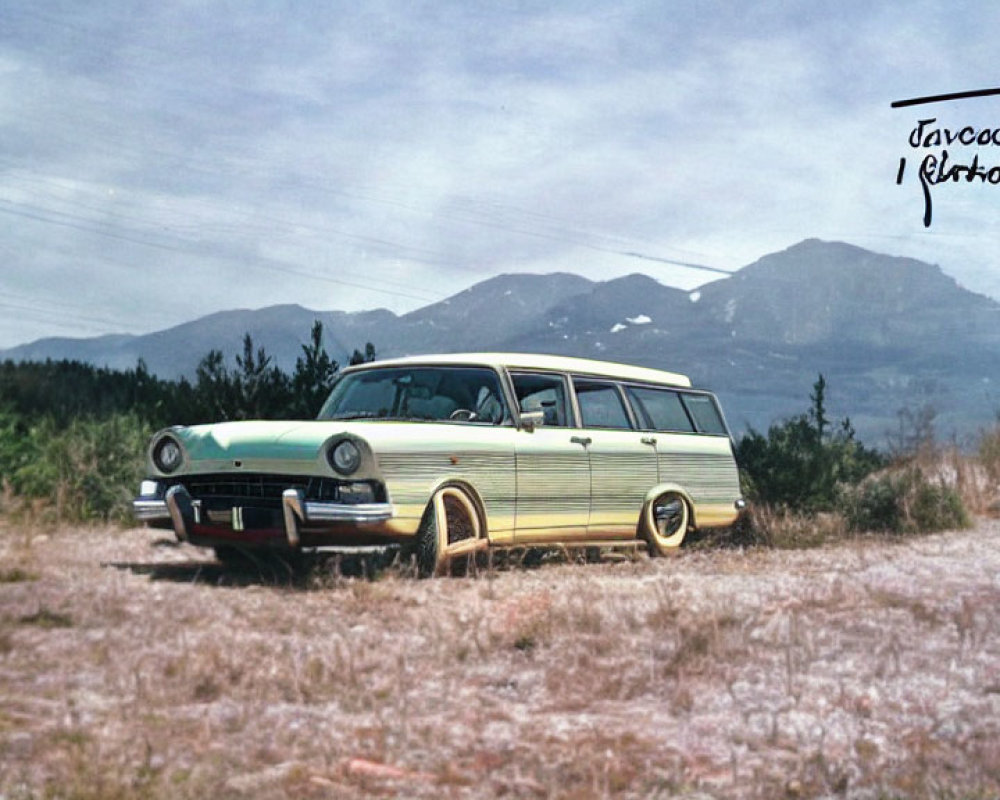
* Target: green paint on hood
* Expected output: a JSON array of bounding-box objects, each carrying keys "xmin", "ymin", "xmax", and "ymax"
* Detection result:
[{"xmin": 176, "ymin": 420, "xmax": 335, "ymax": 461}]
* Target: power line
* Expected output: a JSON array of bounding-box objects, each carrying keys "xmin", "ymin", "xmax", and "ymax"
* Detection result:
[
  {"xmin": 0, "ymin": 199, "xmax": 443, "ymax": 303},
  {"xmin": 0, "ymin": 170, "xmax": 462, "ymax": 282},
  {"xmin": 0, "ymin": 300, "xmax": 130, "ymax": 333},
  {"xmin": 619, "ymin": 251, "xmax": 734, "ymax": 275}
]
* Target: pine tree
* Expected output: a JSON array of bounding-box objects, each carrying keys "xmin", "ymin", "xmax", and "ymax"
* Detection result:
[{"xmin": 290, "ymin": 321, "xmax": 339, "ymax": 418}]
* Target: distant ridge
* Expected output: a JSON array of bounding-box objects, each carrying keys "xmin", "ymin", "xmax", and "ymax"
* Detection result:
[{"xmin": 3, "ymin": 240, "xmax": 997, "ymax": 443}]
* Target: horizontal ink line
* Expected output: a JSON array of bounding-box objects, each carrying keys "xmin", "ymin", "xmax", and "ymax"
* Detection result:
[{"xmin": 892, "ymin": 87, "xmax": 1000, "ymax": 108}]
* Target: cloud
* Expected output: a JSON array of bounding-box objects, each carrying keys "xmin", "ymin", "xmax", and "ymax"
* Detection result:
[{"xmin": 2, "ymin": 1, "xmax": 999, "ymax": 349}]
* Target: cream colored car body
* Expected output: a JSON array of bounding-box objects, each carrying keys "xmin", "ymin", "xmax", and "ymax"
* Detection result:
[{"xmin": 134, "ymin": 353, "xmax": 744, "ymax": 570}]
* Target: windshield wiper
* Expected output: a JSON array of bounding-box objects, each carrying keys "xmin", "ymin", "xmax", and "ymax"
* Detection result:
[
  {"xmin": 326, "ymin": 411, "xmax": 383, "ymax": 420},
  {"xmin": 325, "ymin": 412, "xmax": 445, "ymax": 422}
]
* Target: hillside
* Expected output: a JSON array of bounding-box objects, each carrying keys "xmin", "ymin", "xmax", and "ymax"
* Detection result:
[{"xmin": 3, "ymin": 239, "xmax": 997, "ymax": 443}]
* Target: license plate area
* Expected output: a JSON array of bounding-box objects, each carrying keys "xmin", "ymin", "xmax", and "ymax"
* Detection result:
[{"xmin": 202, "ymin": 505, "xmax": 282, "ymax": 531}]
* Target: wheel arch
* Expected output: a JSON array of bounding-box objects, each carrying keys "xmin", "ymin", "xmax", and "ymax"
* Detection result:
[
  {"xmin": 425, "ymin": 476, "xmax": 490, "ymax": 538},
  {"xmin": 638, "ymin": 482, "xmax": 698, "ymax": 532}
]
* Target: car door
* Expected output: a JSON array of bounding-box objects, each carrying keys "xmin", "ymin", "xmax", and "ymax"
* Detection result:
[
  {"xmin": 625, "ymin": 384, "xmax": 700, "ymax": 484},
  {"xmin": 573, "ymin": 378, "xmax": 659, "ymax": 538},
  {"xmin": 509, "ymin": 371, "xmax": 591, "ymax": 542},
  {"xmin": 625, "ymin": 385, "xmax": 740, "ymax": 519}
]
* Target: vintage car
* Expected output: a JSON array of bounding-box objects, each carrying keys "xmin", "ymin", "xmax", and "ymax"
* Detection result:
[{"xmin": 134, "ymin": 353, "xmax": 744, "ymax": 575}]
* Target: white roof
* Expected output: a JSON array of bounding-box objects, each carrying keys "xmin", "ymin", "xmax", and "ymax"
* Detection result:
[{"xmin": 347, "ymin": 352, "xmax": 692, "ymax": 388}]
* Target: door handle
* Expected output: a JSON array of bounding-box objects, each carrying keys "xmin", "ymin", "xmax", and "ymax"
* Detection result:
[
  {"xmin": 641, "ymin": 436, "xmax": 657, "ymax": 446},
  {"xmin": 570, "ymin": 436, "xmax": 592, "ymax": 447}
]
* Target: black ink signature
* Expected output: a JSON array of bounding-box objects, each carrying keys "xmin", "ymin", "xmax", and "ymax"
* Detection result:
[
  {"xmin": 892, "ymin": 87, "xmax": 1000, "ymax": 108},
  {"xmin": 897, "ymin": 149, "xmax": 1000, "ymax": 227},
  {"xmin": 891, "ymin": 90, "xmax": 1000, "ymax": 228}
]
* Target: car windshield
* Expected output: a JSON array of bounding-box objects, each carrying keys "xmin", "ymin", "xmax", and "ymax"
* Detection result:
[{"xmin": 317, "ymin": 366, "xmax": 509, "ymax": 424}]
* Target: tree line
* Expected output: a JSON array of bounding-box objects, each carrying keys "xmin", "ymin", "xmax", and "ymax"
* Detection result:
[
  {"xmin": 0, "ymin": 321, "xmax": 374, "ymax": 429},
  {"xmin": 0, "ymin": 331, "xmax": 979, "ymax": 535},
  {"xmin": 0, "ymin": 321, "xmax": 374, "ymax": 522}
]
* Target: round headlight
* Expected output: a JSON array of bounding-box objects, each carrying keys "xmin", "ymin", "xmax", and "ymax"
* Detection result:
[
  {"xmin": 153, "ymin": 436, "xmax": 183, "ymax": 474},
  {"xmin": 328, "ymin": 439, "xmax": 361, "ymax": 475}
]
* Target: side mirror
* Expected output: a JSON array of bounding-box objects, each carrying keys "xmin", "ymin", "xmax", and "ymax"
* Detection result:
[{"xmin": 519, "ymin": 410, "xmax": 545, "ymax": 431}]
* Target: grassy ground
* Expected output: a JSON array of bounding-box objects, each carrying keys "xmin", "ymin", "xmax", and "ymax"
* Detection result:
[{"xmin": 1, "ymin": 521, "xmax": 999, "ymax": 799}]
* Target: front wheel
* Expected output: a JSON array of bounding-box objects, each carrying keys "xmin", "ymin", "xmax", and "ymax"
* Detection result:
[
  {"xmin": 414, "ymin": 485, "xmax": 486, "ymax": 577},
  {"xmin": 643, "ymin": 492, "xmax": 689, "ymax": 556}
]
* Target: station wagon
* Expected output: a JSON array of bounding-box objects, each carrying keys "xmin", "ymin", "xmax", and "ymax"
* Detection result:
[{"xmin": 134, "ymin": 353, "xmax": 745, "ymax": 575}]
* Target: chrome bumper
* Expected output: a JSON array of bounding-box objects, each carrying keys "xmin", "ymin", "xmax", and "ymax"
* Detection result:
[
  {"xmin": 132, "ymin": 484, "xmax": 394, "ymax": 548},
  {"xmin": 280, "ymin": 488, "xmax": 394, "ymax": 547},
  {"xmin": 133, "ymin": 498, "xmax": 172, "ymax": 522}
]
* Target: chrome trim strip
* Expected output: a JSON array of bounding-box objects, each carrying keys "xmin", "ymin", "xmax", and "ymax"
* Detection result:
[
  {"xmin": 303, "ymin": 544, "xmax": 399, "ymax": 555},
  {"xmin": 301, "ymin": 501, "xmax": 395, "ymax": 523},
  {"xmin": 133, "ymin": 499, "xmax": 170, "ymax": 521}
]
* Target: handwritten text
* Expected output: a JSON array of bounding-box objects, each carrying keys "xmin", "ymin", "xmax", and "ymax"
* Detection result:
[{"xmin": 897, "ymin": 117, "xmax": 1000, "ymax": 227}]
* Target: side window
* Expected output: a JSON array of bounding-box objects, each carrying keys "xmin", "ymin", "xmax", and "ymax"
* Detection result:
[
  {"xmin": 682, "ymin": 393, "xmax": 728, "ymax": 435},
  {"xmin": 510, "ymin": 372, "xmax": 569, "ymax": 427},
  {"xmin": 434, "ymin": 368, "xmax": 508, "ymax": 424},
  {"xmin": 574, "ymin": 380, "xmax": 632, "ymax": 429},
  {"xmin": 627, "ymin": 387, "xmax": 695, "ymax": 432}
]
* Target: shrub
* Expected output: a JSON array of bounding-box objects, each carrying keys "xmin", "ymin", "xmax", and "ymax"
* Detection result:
[
  {"xmin": 979, "ymin": 423, "xmax": 1000, "ymax": 485},
  {"xmin": 0, "ymin": 406, "xmax": 33, "ymax": 479},
  {"xmin": 737, "ymin": 375, "xmax": 883, "ymax": 512},
  {"xmin": 1, "ymin": 412, "xmax": 150, "ymax": 524},
  {"xmin": 0, "ymin": 322, "xmax": 378, "ymax": 524},
  {"xmin": 842, "ymin": 467, "xmax": 970, "ymax": 535},
  {"xmin": 743, "ymin": 506, "xmax": 843, "ymax": 549}
]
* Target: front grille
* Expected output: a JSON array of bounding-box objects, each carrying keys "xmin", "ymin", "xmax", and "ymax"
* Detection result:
[{"xmin": 164, "ymin": 473, "xmax": 382, "ymax": 509}]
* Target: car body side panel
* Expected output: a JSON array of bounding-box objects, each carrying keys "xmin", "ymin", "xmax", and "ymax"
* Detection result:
[
  {"xmin": 364, "ymin": 424, "xmax": 517, "ymax": 541},
  {"xmin": 512, "ymin": 428, "xmax": 590, "ymax": 542},
  {"xmin": 654, "ymin": 434, "xmax": 741, "ymax": 528},
  {"xmin": 586, "ymin": 430, "xmax": 660, "ymax": 537}
]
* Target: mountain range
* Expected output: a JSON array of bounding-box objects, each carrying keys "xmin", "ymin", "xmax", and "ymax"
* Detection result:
[{"xmin": 4, "ymin": 239, "xmax": 998, "ymax": 444}]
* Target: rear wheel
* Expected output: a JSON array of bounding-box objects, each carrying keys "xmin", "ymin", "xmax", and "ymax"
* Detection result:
[
  {"xmin": 643, "ymin": 492, "xmax": 689, "ymax": 555},
  {"xmin": 415, "ymin": 485, "xmax": 485, "ymax": 577}
]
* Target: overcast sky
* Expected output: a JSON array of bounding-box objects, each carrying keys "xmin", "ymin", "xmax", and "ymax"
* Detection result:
[{"xmin": 2, "ymin": 1, "xmax": 1000, "ymax": 348}]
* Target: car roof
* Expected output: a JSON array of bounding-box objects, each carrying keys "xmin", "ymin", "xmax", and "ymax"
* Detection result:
[{"xmin": 343, "ymin": 352, "xmax": 692, "ymax": 388}]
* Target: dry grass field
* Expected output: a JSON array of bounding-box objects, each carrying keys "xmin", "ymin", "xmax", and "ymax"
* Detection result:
[{"xmin": 2, "ymin": 520, "xmax": 1000, "ymax": 799}]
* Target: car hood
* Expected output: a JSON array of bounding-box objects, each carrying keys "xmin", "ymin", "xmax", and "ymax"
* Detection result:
[
  {"xmin": 171, "ymin": 420, "xmax": 356, "ymax": 462},
  {"xmin": 159, "ymin": 418, "xmax": 508, "ymax": 475}
]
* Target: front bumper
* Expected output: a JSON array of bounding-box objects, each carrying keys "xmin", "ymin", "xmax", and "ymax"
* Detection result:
[{"xmin": 133, "ymin": 484, "xmax": 395, "ymax": 549}]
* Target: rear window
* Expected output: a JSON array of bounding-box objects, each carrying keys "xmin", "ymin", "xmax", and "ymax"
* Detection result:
[
  {"xmin": 574, "ymin": 380, "xmax": 632, "ymax": 429},
  {"xmin": 626, "ymin": 387, "xmax": 694, "ymax": 432},
  {"xmin": 681, "ymin": 394, "xmax": 728, "ymax": 435}
]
